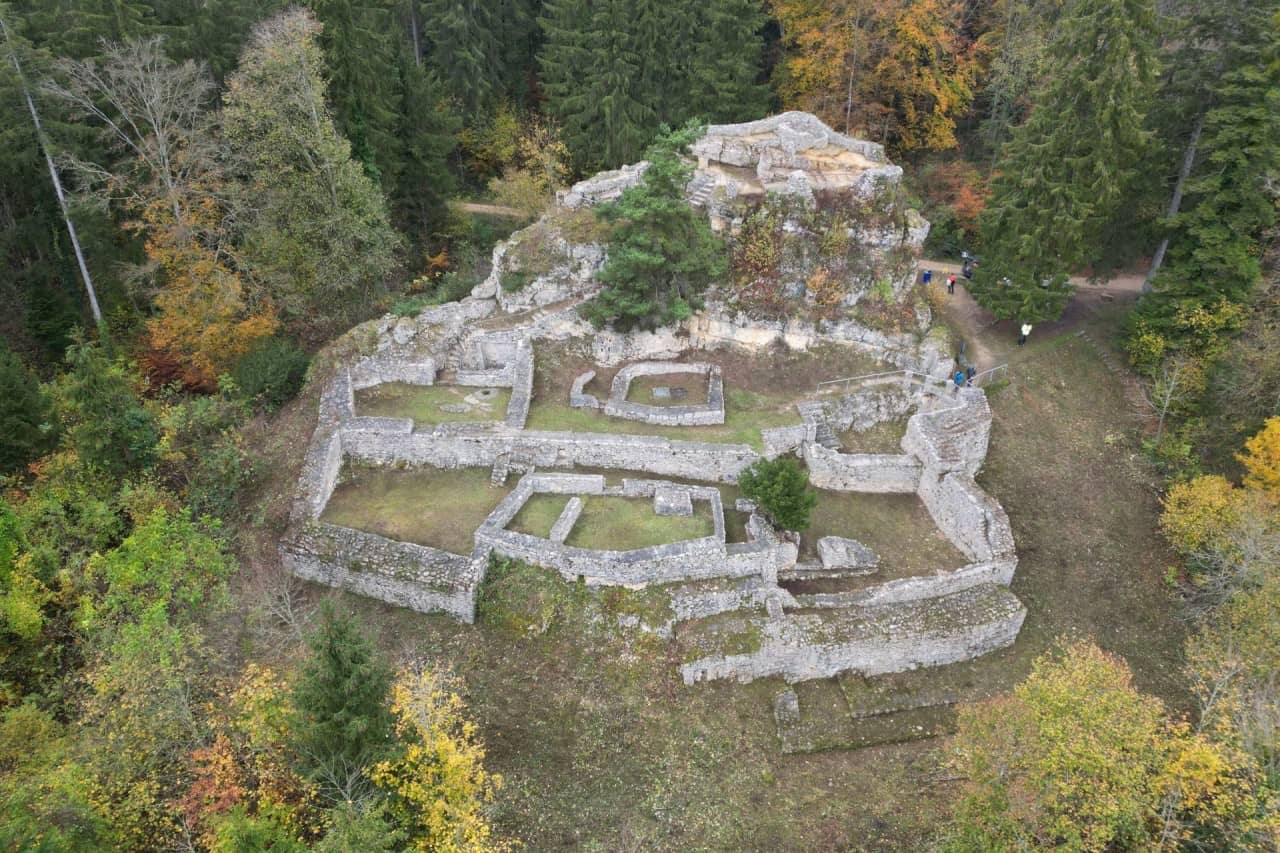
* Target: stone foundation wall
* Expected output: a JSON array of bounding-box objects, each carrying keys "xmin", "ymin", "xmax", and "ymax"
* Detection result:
[
  {"xmin": 796, "ymin": 558, "xmax": 1018, "ymax": 608},
  {"xmin": 603, "ymin": 362, "xmax": 726, "ymax": 426},
  {"xmin": 680, "ymin": 584, "xmax": 1025, "ymax": 685},
  {"xmin": 802, "ymin": 444, "xmax": 921, "ymax": 493},
  {"xmin": 282, "ymin": 522, "xmax": 480, "ymax": 622},
  {"xmin": 902, "ymin": 389, "xmax": 992, "ymax": 476},
  {"xmin": 350, "ymin": 358, "xmax": 436, "ymax": 391},
  {"xmin": 825, "ymin": 384, "xmax": 918, "ymax": 433},
  {"xmin": 341, "ymin": 429, "xmax": 761, "ymax": 483}
]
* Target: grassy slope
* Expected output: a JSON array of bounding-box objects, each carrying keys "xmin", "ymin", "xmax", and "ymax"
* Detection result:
[{"xmin": 239, "ymin": 295, "xmax": 1187, "ymax": 850}]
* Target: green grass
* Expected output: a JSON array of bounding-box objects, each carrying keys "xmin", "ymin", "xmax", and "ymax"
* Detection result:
[
  {"xmin": 801, "ymin": 490, "xmax": 963, "ymax": 574},
  {"xmin": 625, "ymin": 372, "xmax": 710, "ymax": 406},
  {"xmin": 507, "ymin": 493, "xmax": 570, "ymax": 538},
  {"xmin": 320, "ymin": 464, "xmax": 506, "ymax": 554},
  {"xmin": 354, "ymin": 382, "xmax": 511, "ymax": 425},
  {"xmin": 524, "ymin": 388, "xmax": 802, "ymax": 450},
  {"xmin": 837, "ymin": 418, "xmax": 909, "ymax": 453},
  {"xmin": 564, "ymin": 496, "xmax": 715, "ymax": 550}
]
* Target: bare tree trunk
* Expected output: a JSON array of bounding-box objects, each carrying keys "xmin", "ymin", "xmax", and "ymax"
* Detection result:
[
  {"xmin": 409, "ymin": 2, "xmax": 422, "ymax": 66},
  {"xmin": 1144, "ymin": 115, "xmax": 1204, "ymax": 293},
  {"xmin": 0, "ymin": 13, "xmax": 103, "ymax": 329}
]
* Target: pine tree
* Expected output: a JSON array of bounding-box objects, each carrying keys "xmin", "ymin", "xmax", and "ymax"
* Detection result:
[
  {"xmin": 582, "ymin": 123, "xmax": 726, "ymax": 331},
  {"xmin": 392, "ymin": 42, "xmax": 458, "ymax": 235},
  {"xmin": 971, "ymin": 0, "xmax": 1158, "ymax": 324},
  {"xmin": 290, "ymin": 602, "xmax": 395, "ymax": 803}
]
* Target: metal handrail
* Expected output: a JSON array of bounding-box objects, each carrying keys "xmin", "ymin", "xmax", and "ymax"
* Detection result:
[
  {"xmin": 816, "ymin": 368, "xmax": 948, "ymax": 395},
  {"xmin": 970, "ymin": 364, "xmax": 1008, "ymax": 387}
]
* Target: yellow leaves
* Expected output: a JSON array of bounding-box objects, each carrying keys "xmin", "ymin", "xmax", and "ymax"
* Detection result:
[
  {"xmin": 371, "ymin": 668, "xmax": 510, "ymax": 852},
  {"xmin": 1160, "ymin": 475, "xmax": 1241, "ymax": 556},
  {"xmin": 1238, "ymin": 417, "xmax": 1280, "ymax": 496},
  {"xmin": 769, "ymin": 0, "xmax": 979, "ymax": 150}
]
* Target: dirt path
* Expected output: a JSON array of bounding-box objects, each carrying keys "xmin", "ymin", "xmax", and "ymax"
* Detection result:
[
  {"xmin": 916, "ymin": 258, "xmax": 1149, "ymax": 374},
  {"xmin": 453, "ymin": 200, "xmax": 527, "ymax": 218}
]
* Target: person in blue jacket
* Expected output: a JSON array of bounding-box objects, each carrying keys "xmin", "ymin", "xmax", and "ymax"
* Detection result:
[{"xmin": 954, "ymin": 369, "xmax": 966, "ymax": 392}]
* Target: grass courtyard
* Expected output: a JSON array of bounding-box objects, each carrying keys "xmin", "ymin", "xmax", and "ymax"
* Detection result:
[
  {"xmin": 319, "ymin": 464, "xmax": 507, "ymax": 554},
  {"xmin": 354, "ymin": 382, "xmax": 511, "ymax": 425},
  {"xmin": 625, "ymin": 371, "xmax": 711, "ymax": 406},
  {"xmin": 563, "ymin": 496, "xmax": 716, "ymax": 550}
]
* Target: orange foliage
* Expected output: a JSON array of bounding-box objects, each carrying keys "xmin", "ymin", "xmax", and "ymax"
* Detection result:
[
  {"xmin": 769, "ymin": 0, "xmax": 982, "ymax": 152},
  {"xmin": 142, "ymin": 196, "xmax": 276, "ymax": 389},
  {"xmin": 922, "ymin": 161, "xmax": 989, "ymax": 232},
  {"xmin": 178, "ymin": 734, "xmax": 246, "ymax": 847}
]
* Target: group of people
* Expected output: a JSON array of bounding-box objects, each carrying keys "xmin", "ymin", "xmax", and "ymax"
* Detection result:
[
  {"xmin": 921, "ymin": 268, "xmax": 959, "ymax": 294},
  {"xmin": 921, "ymin": 265, "xmax": 1034, "ymax": 345}
]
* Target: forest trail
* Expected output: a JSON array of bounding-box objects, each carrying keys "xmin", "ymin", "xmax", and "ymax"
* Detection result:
[{"xmin": 453, "ymin": 200, "xmax": 527, "ymax": 218}]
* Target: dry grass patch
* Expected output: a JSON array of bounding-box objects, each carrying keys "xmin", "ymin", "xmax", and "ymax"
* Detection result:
[
  {"xmin": 355, "ymin": 382, "xmax": 511, "ymax": 425},
  {"xmin": 320, "ymin": 464, "xmax": 507, "ymax": 554},
  {"xmin": 564, "ymin": 496, "xmax": 715, "ymax": 550}
]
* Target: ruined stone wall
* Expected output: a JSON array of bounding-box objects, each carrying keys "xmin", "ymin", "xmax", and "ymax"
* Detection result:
[
  {"xmin": 504, "ymin": 338, "xmax": 534, "ymax": 428},
  {"xmin": 350, "ymin": 358, "xmax": 437, "ymax": 391},
  {"xmin": 340, "ymin": 428, "xmax": 761, "ymax": 483},
  {"xmin": 824, "ymin": 383, "xmax": 918, "ymax": 433},
  {"xmin": 902, "ymin": 388, "xmax": 992, "ymax": 477},
  {"xmin": 603, "ymin": 362, "xmax": 726, "ymax": 426},
  {"xmin": 796, "ymin": 559, "xmax": 1017, "ymax": 609},
  {"xmin": 917, "ymin": 470, "xmax": 1016, "ymax": 564},
  {"xmin": 680, "ymin": 584, "xmax": 1025, "ymax": 685},
  {"xmin": 802, "ymin": 444, "xmax": 922, "ymax": 493},
  {"xmin": 282, "ymin": 522, "xmax": 481, "ymax": 622}
]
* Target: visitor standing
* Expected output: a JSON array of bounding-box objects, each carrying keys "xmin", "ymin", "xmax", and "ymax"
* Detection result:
[
  {"xmin": 923, "ymin": 268, "xmax": 933, "ymax": 286},
  {"xmin": 947, "ymin": 273, "xmax": 956, "ymax": 294},
  {"xmin": 953, "ymin": 369, "xmax": 965, "ymax": 392},
  {"xmin": 1019, "ymin": 323, "xmax": 1032, "ymax": 345}
]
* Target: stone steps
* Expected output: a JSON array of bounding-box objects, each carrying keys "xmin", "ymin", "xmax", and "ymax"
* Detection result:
[{"xmin": 797, "ymin": 401, "xmax": 841, "ymax": 449}]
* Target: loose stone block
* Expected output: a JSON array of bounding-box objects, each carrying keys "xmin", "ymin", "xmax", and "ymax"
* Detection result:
[
  {"xmin": 817, "ymin": 536, "xmax": 880, "ymax": 572},
  {"xmin": 735, "ymin": 498, "xmax": 757, "ymax": 513},
  {"xmin": 654, "ymin": 485, "xmax": 694, "ymax": 517}
]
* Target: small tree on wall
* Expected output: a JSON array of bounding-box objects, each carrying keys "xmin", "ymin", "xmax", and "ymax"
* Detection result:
[
  {"xmin": 738, "ymin": 458, "xmax": 817, "ymax": 532},
  {"xmin": 582, "ymin": 121, "xmax": 727, "ymax": 331}
]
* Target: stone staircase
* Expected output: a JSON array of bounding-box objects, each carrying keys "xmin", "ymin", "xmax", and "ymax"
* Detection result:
[
  {"xmin": 797, "ymin": 401, "xmax": 840, "ymax": 449},
  {"xmin": 685, "ymin": 173, "xmax": 716, "ymax": 208}
]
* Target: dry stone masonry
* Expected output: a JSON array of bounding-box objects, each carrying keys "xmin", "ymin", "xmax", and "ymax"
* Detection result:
[{"xmin": 282, "ymin": 112, "xmax": 1025, "ymax": 698}]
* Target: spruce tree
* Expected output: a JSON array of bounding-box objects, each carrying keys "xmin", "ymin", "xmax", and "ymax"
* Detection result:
[
  {"xmin": 582, "ymin": 123, "xmax": 726, "ymax": 331},
  {"xmin": 291, "ymin": 602, "xmax": 395, "ymax": 802},
  {"xmin": 0, "ymin": 342, "xmax": 52, "ymax": 475},
  {"xmin": 687, "ymin": 0, "xmax": 771, "ymax": 124},
  {"xmin": 971, "ymin": 0, "xmax": 1157, "ymax": 324},
  {"xmin": 540, "ymin": 0, "xmax": 655, "ymax": 169},
  {"xmin": 304, "ymin": 0, "xmax": 403, "ymax": 188},
  {"xmin": 420, "ymin": 0, "xmax": 500, "ymax": 117},
  {"xmin": 1139, "ymin": 3, "xmax": 1279, "ymax": 322}
]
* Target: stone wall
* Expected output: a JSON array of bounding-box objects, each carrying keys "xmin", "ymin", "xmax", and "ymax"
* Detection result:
[
  {"xmin": 340, "ymin": 428, "xmax": 761, "ymax": 483},
  {"xmin": 282, "ymin": 521, "xmax": 481, "ymax": 622},
  {"xmin": 802, "ymin": 444, "xmax": 922, "ymax": 493},
  {"xmin": 680, "ymin": 584, "xmax": 1025, "ymax": 685},
  {"xmin": 917, "ymin": 470, "xmax": 1016, "ymax": 564},
  {"xmin": 603, "ymin": 362, "xmax": 726, "ymax": 426},
  {"xmin": 824, "ymin": 383, "xmax": 918, "ymax": 433},
  {"xmin": 504, "ymin": 338, "xmax": 534, "ymax": 429},
  {"xmin": 350, "ymin": 357, "xmax": 436, "ymax": 391},
  {"xmin": 794, "ymin": 558, "xmax": 1017, "ymax": 609},
  {"xmin": 902, "ymin": 388, "xmax": 992, "ymax": 477}
]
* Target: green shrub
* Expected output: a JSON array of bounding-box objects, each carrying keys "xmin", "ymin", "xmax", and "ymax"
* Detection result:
[
  {"xmin": 737, "ymin": 458, "xmax": 817, "ymax": 531},
  {"xmin": 500, "ymin": 270, "xmax": 528, "ymax": 292},
  {"xmin": 232, "ymin": 337, "xmax": 309, "ymax": 410}
]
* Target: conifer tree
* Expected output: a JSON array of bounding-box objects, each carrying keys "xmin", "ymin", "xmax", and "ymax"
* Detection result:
[
  {"xmin": 688, "ymin": 0, "xmax": 771, "ymax": 124},
  {"xmin": 971, "ymin": 0, "xmax": 1157, "ymax": 324},
  {"xmin": 1140, "ymin": 4, "xmax": 1280, "ymax": 318},
  {"xmin": 0, "ymin": 343, "xmax": 52, "ymax": 475},
  {"xmin": 583, "ymin": 123, "xmax": 726, "ymax": 331},
  {"xmin": 291, "ymin": 603, "xmax": 395, "ymax": 803},
  {"xmin": 420, "ymin": 0, "xmax": 501, "ymax": 117}
]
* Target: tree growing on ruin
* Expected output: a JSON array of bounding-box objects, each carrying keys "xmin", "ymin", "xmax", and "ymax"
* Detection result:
[
  {"xmin": 737, "ymin": 457, "xmax": 817, "ymax": 532},
  {"xmin": 582, "ymin": 123, "xmax": 726, "ymax": 331}
]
